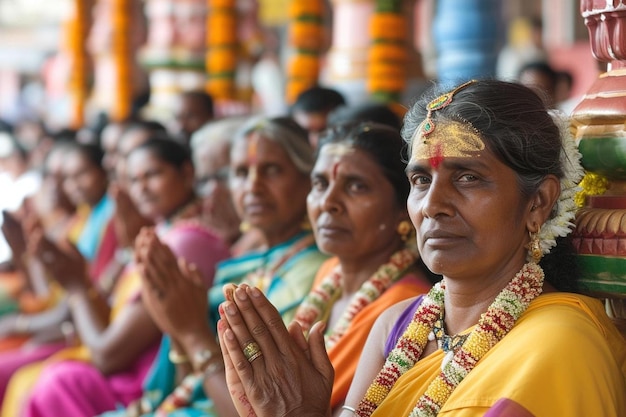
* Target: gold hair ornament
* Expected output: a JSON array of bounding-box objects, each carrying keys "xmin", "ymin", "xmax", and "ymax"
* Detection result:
[{"xmin": 418, "ymin": 79, "xmax": 477, "ymax": 138}]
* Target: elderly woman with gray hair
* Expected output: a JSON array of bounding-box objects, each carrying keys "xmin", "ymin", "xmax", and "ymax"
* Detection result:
[
  {"xmin": 189, "ymin": 116, "xmax": 263, "ymax": 256},
  {"xmin": 102, "ymin": 116, "xmax": 328, "ymax": 417}
]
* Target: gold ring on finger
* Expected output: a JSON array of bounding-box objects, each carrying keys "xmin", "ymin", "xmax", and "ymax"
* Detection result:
[{"xmin": 242, "ymin": 341, "xmax": 262, "ymax": 363}]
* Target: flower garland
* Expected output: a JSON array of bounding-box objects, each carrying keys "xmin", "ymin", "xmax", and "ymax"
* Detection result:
[
  {"xmin": 356, "ymin": 262, "xmax": 545, "ymax": 417},
  {"xmin": 285, "ymin": 0, "xmax": 325, "ymax": 104},
  {"xmin": 112, "ymin": 0, "xmax": 132, "ymax": 121},
  {"xmin": 367, "ymin": 0, "xmax": 409, "ymax": 102},
  {"xmin": 538, "ymin": 111, "xmax": 584, "ymax": 256},
  {"xmin": 293, "ymin": 248, "xmax": 418, "ymax": 349},
  {"xmin": 206, "ymin": 0, "xmax": 238, "ymax": 101},
  {"xmin": 66, "ymin": 0, "xmax": 91, "ymax": 128}
]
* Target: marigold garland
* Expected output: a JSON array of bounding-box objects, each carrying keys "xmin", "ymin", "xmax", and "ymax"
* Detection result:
[
  {"xmin": 112, "ymin": 0, "xmax": 132, "ymax": 121},
  {"xmin": 293, "ymin": 248, "xmax": 418, "ymax": 349},
  {"xmin": 367, "ymin": 0, "xmax": 409, "ymax": 102},
  {"xmin": 66, "ymin": 0, "xmax": 91, "ymax": 128},
  {"xmin": 206, "ymin": 0, "xmax": 238, "ymax": 101},
  {"xmin": 285, "ymin": 0, "xmax": 325, "ymax": 104},
  {"xmin": 356, "ymin": 262, "xmax": 545, "ymax": 417}
]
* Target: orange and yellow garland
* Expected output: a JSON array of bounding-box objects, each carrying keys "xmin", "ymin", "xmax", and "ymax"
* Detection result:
[
  {"xmin": 206, "ymin": 0, "xmax": 238, "ymax": 101},
  {"xmin": 367, "ymin": 0, "xmax": 409, "ymax": 102},
  {"xmin": 65, "ymin": 0, "xmax": 91, "ymax": 128},
  {"xmin": 111, "ymin": 0, "xmax": 132, "ymax": 121},
  {"xmin": 285, "ymin": 0, "xmax": 325, "ymax": 104}
]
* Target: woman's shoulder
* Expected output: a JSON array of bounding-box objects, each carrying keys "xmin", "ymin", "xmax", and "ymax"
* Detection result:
[
  {"xmin": 517, "ymin": 292, "xmax": 626, "ymax": 371},
  {"xmin": 525, "ymin": 292, "xmax": 618, "ymax": 333}
]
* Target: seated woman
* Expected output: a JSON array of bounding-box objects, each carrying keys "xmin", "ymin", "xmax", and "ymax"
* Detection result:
[
  {"xmin": 216, "ymin": 80, "xmax": 626, "ymax": 417},
  {"xmin": 0, "ymin": 142, "xmax": 112, "ymax": 401},
  {"xmin": 290, "ymin": 122, "xmax": 435, "ymax": 411},
  {"xmin": 189, "ymin": 116, "xmax": 264, "ymax": 256},
  {"xmin": 108, "ymin": 116, "xmax": 328, "ymax": 416},
  {"xmin": 1, "ymin": 138, "xmax": 230, "ymax": 417}
]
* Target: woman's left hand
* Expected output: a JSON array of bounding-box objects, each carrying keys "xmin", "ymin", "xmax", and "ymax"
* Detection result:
[
  {"xmin": 135, "ymin": 227, "xmax": 211, "ymax": 342},
  {"xmin": 217, "ymin": 284, "xmax": 334, "ymax": 417}
]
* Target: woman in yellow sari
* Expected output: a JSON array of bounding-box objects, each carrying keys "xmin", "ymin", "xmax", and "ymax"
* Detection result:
[{"xmin": 215, "ymin": 80, "xmax": 626, "ymax": 417}]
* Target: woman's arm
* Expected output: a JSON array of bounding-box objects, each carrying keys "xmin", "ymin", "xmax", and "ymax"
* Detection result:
[
  {"xmin": 29, "ymin": 228, "xmax": 162, "ymax": 374},
  {"xmin": 69, "ymin": 287, "xmax": 161, "ymax": 374}
]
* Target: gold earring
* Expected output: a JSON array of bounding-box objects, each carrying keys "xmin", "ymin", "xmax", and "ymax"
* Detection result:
[
  {"xmin": 300, "ymin": 217, "xmax": 312, "ymax": 231},
  {"xmin": 396, "ymin": 220, "xmax": 413, "ymax": 242},
  {"xmin": 527, "ymin": 226, "xmax": 543, "ymax": 263},
  {"xmin": 239, "ymin": 221, "xmax": 251, "ymax": 233}
]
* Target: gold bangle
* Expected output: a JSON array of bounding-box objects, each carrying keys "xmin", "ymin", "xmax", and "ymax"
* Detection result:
[{"xmin": 168, "ymin": 349, "xmax": 190, "ymax": 365}]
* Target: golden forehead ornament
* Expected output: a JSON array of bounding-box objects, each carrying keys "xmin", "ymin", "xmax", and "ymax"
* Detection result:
[{"xmin": 411, "ymin": 80, "xmax": 484, "ymax": 166}]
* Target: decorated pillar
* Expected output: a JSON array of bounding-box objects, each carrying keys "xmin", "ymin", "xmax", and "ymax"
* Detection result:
[
  {"xmin": 325, "ymin": 0, "xmax": 419, "ymax": 105},
  {"xmin": 111, "ymin": 0, "xmax": 133, "ymax": 121},
  {"xmin": 87, "ymin": 0, "xmax": 147, "ymax": 122},
  {"xmin": 285, "ymin": 0, "xmax": 326, "ymax": 104},
  {"xmin": 324, "ymin": 0, "xmax": 372, "ymax": 104},
  {"xmin": 571, "ymin": 0, "xmax": 626, "ymax": 333},
  {"xmin": 367, "ymin": 0, "xmax": 415, "ymax": 103},
  {"xmin": 141, "ymin": 0, "xmax": 207, "ymax": 120},
  {"xmin": 206, "ymin": 0, "xmax": 238, "ymax": 101},
  {"xmin": 432, "ymin": 0, "xmax": 500, "ymax": 83}
]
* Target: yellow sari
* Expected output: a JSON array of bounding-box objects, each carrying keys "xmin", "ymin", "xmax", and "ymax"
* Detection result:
[{"xmin": 373, "ymin": 293, "xmax": 626, "ymax": 417}]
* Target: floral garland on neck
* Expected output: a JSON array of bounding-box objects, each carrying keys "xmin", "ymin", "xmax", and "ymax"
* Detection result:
[
  {"xmin": 356, "ymin": 262, "xmax": 545, "ymax": 417},
  {"xmin": 294, "ymin": 247, "xmax": 417, "ymax": 349}
]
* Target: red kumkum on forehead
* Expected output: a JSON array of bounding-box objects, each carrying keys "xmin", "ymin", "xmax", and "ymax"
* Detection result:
[{"xmin": 429, "ymin": 142, "xmax": 444, "ymax": 169}]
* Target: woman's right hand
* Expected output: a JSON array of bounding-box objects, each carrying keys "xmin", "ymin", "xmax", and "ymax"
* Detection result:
[
  {"xmin": 217, "ymin": 284, "xmax": 334, "ymax": 417},
  {"xmin": 135, "ymin": 227, "xmax": 211, "ymax": 344},
  {"xmin": 111, "ymin": 183, "xmax": 153, "ymax": 249}
]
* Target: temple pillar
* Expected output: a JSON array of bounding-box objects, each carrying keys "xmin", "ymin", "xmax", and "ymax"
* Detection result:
[
  {"xmin": 87, "ymin": 0, "xmax": 147, "ymax": 122},
  {"xmin": 324, "ymin": 0, "xmax": 421, "ymax": 105},
  {"xmin": 324, "ymin": 0, "xmax": 373, "ymax": 104},
  {"xmin": 140, "ymin": 0, "xmax": 207, "ymax": 121},
  {"xmin": 570, "ymin": 0, "xmax": 626, "ymax": 335},
  {"xmin": 432, "ymin": 0, "xmax": 500, "ymax": 83}
]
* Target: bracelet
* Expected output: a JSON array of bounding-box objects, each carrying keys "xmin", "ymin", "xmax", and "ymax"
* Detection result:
[
  {"xmin": 202, "ymin": 359, "xmax": 225, "ymax": 377},
  {"xmin": 14, "ymin": 315, "xmax": 30, "ymax": 334},
  {"xmin": 341, "ymin": 405, "xmax": 356, "ymax": 414},
  {"xmin": 191, "ymin": 348, "xmax": 220, "ymax": 372},
  {"xmin": 168, "ymin": 349, "xmax": 190, "ymax": 365}
]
